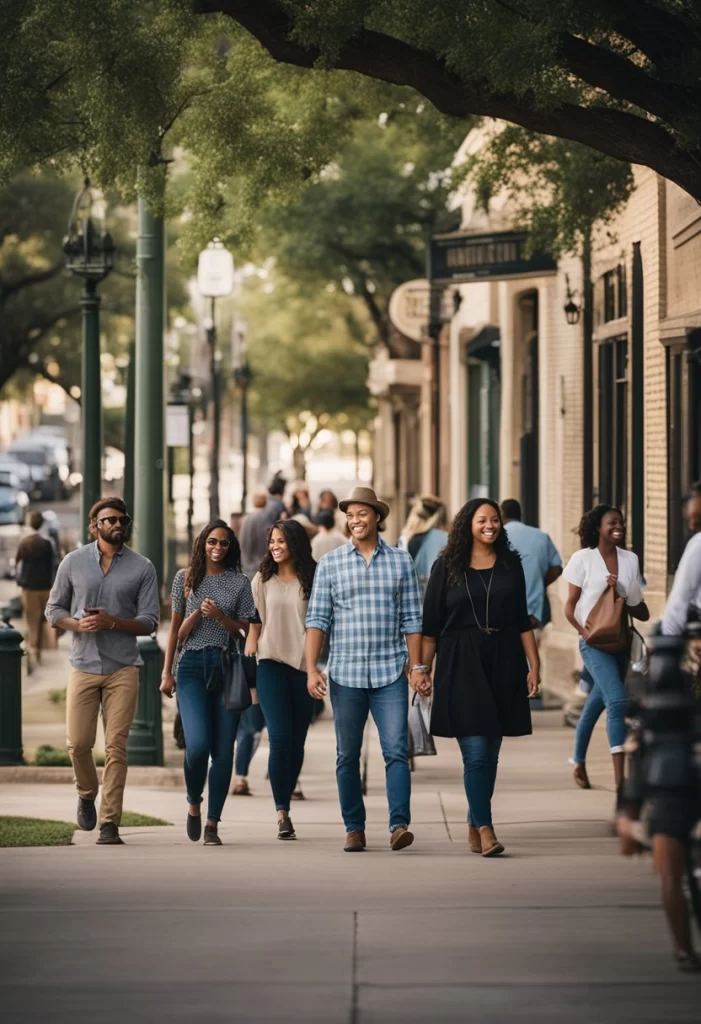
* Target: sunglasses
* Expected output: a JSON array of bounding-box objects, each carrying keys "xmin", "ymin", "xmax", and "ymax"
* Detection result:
[
  {"xmin": 97, "ymin": 515, "xmax": 131, "ymax": 527},
  {"xmin": 206, "ymin": 537, "xmax": 231, "ymax": 548}
]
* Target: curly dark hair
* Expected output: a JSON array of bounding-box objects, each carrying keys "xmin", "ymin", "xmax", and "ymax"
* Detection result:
[
  {"xmin": 443, "ymin": 498, "xmax": 519, "ymax": 584},
  {"xmin": 259, "ymin": 519, "xmax": 316, "ymax": 598},
  {"xmin": 576, "ymin": 504, "xmax": 624, "ymax": 549},
  {"xmin": 185, "ymin": 519, "xmax": 242, "ymax": 596}
]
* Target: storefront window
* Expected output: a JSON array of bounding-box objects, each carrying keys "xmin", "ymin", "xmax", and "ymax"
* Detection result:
[{"xmin": 598, "ymin": 336, "xmax": 629, "ymax": 513}]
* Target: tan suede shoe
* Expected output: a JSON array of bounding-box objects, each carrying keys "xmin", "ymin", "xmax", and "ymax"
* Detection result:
[
  {"xmin": 390, "ymin": 825, "xmax": 415, "ymax": 851},
  {"xmin": 479, "ymin": 825, "xmax": 504, "ymax": 857},
  {"xmin": 344, "ymin": 830, "xmax": 366, "ymax": 853},
  {"xmin": 468, "ymin": 824, "xmax": 482, "ymax": 854}
]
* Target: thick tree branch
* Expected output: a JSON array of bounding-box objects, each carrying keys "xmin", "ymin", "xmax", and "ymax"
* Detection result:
[
  {"xmin": 0, "ymin": 262, "xmax": 64, "ymax": 302},
  {"xmin": 199, "ymin": 0, "xmax": 701, "ymax": 201}
]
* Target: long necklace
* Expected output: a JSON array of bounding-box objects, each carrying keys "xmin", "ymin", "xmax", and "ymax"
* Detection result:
[{"xmin": 464, "ymin": 565, "xmax": 499, "ymax": 634}]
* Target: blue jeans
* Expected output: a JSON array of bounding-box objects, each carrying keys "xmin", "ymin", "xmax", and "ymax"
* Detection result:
[
  {"xmin": 330, "ymin": 675, "xmax": 411, "ymax": 833},
  {"xmin": 573, "ymin": 638, "xmax": 629, "ymax": 763},
  {"xmin": 234, "ymin": 703, "xmax": 266, "ymax": 777},
  {"xmin": 176, "ymin": 648, "xmax": 241, "ymax": 821},
  {"xmin": 458, "ymin": 736, "xmax": 503, "ymax": 829},
  {"xmin": 256, "ymin": 660, "xmax": 315, "ymax": 812}
]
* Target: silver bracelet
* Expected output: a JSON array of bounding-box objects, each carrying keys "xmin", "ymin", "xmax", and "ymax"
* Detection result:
[{"xmin": 410, "ymin": 664, "xmax": 429, "ymax": 673}]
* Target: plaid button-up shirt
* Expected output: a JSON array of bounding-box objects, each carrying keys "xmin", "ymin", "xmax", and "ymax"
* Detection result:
[{"xmin": 306, "ymin": 537, "xmax": 423, "ymax": 689}]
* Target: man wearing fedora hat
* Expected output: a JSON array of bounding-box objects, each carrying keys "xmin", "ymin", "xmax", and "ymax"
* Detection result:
[{"xmin": 305, "ymin": 486, "xmax": 425, "ymax": 852}]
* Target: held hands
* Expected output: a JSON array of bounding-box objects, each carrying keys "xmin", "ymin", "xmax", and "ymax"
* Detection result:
[
  {"xmin": 201, "ymin": 598, "xmax": 223, "ymax": 622},
  {"xmin": 160, "ymin": 672, "xmax": 175, "ymax": 698},
  {"xmin": 307, "ymin": 670, "xmax": 328, "ymax": 700},
  {"xmin": 409, "ymin": 668, "xmax": 432, "ymax": 698},
  {"xmin": 606, "ymin": 573, "xmax": 618, "ymax": 588}
]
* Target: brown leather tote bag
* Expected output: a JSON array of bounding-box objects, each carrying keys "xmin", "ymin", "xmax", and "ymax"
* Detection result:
[{"xmin": 583, "ymin": 585, "xmax": 631, "ymax": 653}]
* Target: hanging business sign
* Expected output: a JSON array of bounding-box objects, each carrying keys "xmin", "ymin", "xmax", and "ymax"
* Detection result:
[
  {"xmin": 388, "ymin": 279, "xmax": 430, "ymax": 341},
  {"xmin": 430, "ymin": 230, "xmax": 556, "ymax": 284}
]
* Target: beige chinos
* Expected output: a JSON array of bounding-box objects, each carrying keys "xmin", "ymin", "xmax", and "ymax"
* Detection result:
[{"xmin": 66, "ymin": 666, "xmax": 139, "ymax": 826}]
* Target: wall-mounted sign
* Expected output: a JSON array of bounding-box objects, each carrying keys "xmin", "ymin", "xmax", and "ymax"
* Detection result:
[
  {"xmin": 430, "ymin": 230, "xmax": 556, "ymax": 284},
  {"xmin": 166, "ymin": 402, "xmax": 190, "ymax": 448},
  {"xmin": 388, "ymin": 279, "xmax": 429, "ymax": 342}
]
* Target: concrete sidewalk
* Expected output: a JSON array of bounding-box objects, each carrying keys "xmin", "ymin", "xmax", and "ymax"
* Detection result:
[{"xmin": 1, "ymin": 708, "xmax": 699, "ymax": 1023}]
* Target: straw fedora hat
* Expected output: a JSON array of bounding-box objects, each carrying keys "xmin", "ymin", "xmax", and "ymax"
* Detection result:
[{"xmin": 338, "ymin": 486, "xmax": 390, "ymax": 522}]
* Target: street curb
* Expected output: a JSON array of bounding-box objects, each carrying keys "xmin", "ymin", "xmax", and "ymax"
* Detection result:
[{"xmin": 0, "ymin": 766, "xmax": 184, "ymax": 787}]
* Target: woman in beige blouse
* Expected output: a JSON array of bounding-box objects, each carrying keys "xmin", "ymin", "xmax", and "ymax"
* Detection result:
[{"xmin": 246, "ymin": 519, "xmax": 317, "ymax": 840}]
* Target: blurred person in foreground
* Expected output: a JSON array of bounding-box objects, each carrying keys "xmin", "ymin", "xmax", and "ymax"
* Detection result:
[
  {"xmin": 616, "ymin": 481, "xmax": 701, "ymax": 973},
  {"xmin": 398, "ymin": 495, "xmax": 448, "ymax": 593},
  {"xmin": 45, "ymin": 498, "xmax": 159, "ymax": 845},
  {"xmin": 15, "ymin": 511, "xmax": 55, "ymax": 663}
]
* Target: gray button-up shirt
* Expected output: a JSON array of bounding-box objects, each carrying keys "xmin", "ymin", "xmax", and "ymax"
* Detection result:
[{"xmin": 45, "ymin": 542, "xmax": 159, "ymax": 674}]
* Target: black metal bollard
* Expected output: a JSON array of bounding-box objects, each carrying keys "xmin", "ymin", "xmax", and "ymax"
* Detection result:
[
  {"xmin": 0, "ymin": 621, "xmax": 24, "ymax": 765},
  {"xmin": 127, "ymin": 635, "xmax": 164, "ymax": 766}
]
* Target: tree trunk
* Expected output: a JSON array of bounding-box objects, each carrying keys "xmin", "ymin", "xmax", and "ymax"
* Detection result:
[{"xmin": 292, "ymin": 444, "xmax": 306, "ymax": 480}]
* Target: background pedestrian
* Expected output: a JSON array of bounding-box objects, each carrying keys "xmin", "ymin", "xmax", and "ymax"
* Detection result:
[
  {"xmin": 420, "ymin": 499, "xmax": 539, "ymax": 857},
  {"xmin": 500, "ymin": 498, "xmax": 562, "ymax": 629},
  {"xmin": 398, "ymin": 494, "xmax": 448, "ymax": 594},
  {"xmin": 311, "ymin": 509, "xmax": 346, "ymax": 561},
  {"xmin": 15, "ymin": 510, "xmax": 54, "ymax": 663}
]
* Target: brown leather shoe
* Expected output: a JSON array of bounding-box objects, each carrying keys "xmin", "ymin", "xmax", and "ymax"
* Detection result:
[
  {"xmin": 479, "ymin": 825, "xmax": 504, "ymax": 857},
  {"xmin": 468, "ymin": 824, "xmax": 482, "ymax": 854},
  {"xmin": 231, "ymin": 779, "xmax": 251, "ymax": 796},
  {"xmin": 344, "ymin": 830, "xmax": 366, "ymax": 852},
  {"xmin": 573, "ymin": 762, "xmax": 592, "ymax": 789},
  {"xmin": 390, "ymin": 825, "xmax": 415, "ymax": 851}
]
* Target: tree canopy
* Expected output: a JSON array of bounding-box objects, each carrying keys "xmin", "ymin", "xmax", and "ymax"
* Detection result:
[{"xmin": 196, "ymin": 0, "xmax": 701, "ymax": 203}]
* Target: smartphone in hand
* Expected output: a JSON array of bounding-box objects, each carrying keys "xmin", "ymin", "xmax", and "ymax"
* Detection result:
[{"xmin": 83, "ymin": 607, "xmax": 100, "ymax": 616}]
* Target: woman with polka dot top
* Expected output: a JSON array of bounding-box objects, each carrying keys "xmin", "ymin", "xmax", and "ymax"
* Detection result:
[{"xmin": 161, "ymin": 519, "xmax": 256, "ymax": 846}]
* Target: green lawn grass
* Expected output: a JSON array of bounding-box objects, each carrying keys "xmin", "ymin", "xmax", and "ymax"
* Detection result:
[{"xmin": 0, "ymin": 816, "xmax": 74, "ymax": 848}]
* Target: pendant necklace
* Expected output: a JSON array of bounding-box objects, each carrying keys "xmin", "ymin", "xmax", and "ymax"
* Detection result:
[{"xmin": 464, "ymin": 564, "xmax": 499, "ymax": 634}]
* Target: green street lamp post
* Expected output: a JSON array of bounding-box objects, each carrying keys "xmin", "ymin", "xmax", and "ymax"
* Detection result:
[
  {"xmin": 232, "ymin": 320, "xmax": 253, "ymax": 514},
  {"xmin": 197, "ymin": 240, "xmax": 234, "ymax": 521},
  {"xmin": 63, "ymin": 178, "xmax": 115, "ymax": 542}
]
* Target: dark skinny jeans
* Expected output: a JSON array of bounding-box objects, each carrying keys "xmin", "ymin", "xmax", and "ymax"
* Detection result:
[
  {"xmin": 255, "ymin": 659, "xmax": 315, "ymax": 812},
  {"xmin": 235, "ymin": 703, "xmax": 266, "ymax": 777},
  {"xmin": 176, "ymin": 648, "xmax": 241, "ymax": 822}
]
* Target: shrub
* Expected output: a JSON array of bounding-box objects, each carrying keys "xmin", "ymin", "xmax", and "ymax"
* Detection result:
[{"xmin": 48, "ymin": 688, "xmax": 67, "ymax": 705}]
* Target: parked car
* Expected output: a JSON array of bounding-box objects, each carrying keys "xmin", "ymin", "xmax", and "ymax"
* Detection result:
[
  {"xmin": 0, "ymin": 455, "xmax": 35, "ymax": 498},
  {"xmin": 0, "ymin": 480, "xmax": 28, "ymax": 526},
  {"xmin": 7, "ymin": 437, "xmax": 72, "ymax": 501}
]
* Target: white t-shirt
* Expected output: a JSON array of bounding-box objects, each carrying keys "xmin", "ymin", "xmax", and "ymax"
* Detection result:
[{"xmin": 563, "ymin": 547, "xmax": 644, "ymax": 628}]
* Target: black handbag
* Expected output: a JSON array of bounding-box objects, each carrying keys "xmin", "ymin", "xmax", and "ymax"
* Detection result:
[{"xmin": 222, "ymin": 648, "xmax": 252, "ymax": 713}]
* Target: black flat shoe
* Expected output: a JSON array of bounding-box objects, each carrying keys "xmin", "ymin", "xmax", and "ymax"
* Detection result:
[
  {"xmin": 186, "ymin": 812, "xmax": 202, "ymax": 842},
  {"xmin": 278, "ymin": 816, "xmax": 296, "ymax": 840}
]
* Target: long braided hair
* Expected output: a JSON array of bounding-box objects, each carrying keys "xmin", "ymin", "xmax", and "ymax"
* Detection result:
[
  {"xmin": 184, "ymin": 519, "xmax": 242, "ymax": 597},
  {"xmin": 443, "ymin": 498, "xmax": 519, "ymax": 585},
  {"xmin": 258, "ymin": 519, "xmax": 316, "ymax": 598}
]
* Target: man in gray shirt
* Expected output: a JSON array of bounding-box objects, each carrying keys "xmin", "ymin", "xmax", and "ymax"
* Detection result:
[{"xmin": 46, "ymin": 497, "xmax": 159, "ymax": 845}]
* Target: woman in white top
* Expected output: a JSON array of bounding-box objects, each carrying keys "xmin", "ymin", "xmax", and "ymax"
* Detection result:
[
  {"xmin": 563, "ymin": 504, "xmax": 649, "ymax": 790},
  {"xmin": 246, "ymin": 519, "xmax": 317, "ymax": 841}
]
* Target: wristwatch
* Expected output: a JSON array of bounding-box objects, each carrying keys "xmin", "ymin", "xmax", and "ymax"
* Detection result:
[{"xmin": 410, "ymin": 664, "xmax": 429, "ymax": 673}]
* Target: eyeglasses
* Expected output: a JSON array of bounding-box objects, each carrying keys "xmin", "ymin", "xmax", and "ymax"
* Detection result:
[
  {"xmin": 206, "ymin": 537, "xmax": 230, "ymax": 548},
  {"xmin": 97, "ymin": 515, "xmax": 131, "ymax": 527}
]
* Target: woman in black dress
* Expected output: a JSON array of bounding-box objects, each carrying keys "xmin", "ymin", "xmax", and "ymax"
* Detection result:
[{"xmin": 419, "ymin": 499, "xmax": 539, "ymax": 857}]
